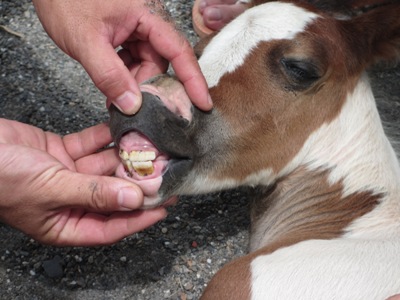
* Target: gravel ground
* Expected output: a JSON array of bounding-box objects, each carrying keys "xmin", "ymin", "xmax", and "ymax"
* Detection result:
[{"xmin": 1, "ymin": 1, "xmax": 399, "ymax": 300}]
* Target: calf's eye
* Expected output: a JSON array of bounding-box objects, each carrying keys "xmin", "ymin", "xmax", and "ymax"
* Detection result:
[{"xmin": 280, "ymin": 58, "xmax": 320, "ymax": 89}]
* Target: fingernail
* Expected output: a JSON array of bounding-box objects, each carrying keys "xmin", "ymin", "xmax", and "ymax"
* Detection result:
[
  {"xmin": 114, "ymin": 91, "xmax": 141, "ymax": 115},
  {"xmin": 118, "ymin": 187, "xmax": 141, "ymax": 210},
  {"xmin": 207, "ymin": 8, "xmax": 222, "ymax": 21}
]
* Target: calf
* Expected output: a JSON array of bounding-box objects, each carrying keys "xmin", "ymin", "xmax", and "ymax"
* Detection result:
[{"xmin": 109, "ymin": 0, "xmax": 400, "ymax": 299}]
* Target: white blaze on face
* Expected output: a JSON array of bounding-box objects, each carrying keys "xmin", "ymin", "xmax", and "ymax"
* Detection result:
[{"xmin": 199, "ymin": 2, "xmax": 319, "ymax": 88}]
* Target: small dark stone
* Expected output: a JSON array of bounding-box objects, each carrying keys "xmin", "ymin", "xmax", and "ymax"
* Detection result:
[{"xmin": 42, "ymin": 256, "xmax": 64, "ymax": 278}]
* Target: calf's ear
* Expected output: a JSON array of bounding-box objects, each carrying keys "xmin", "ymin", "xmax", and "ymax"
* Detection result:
[{"xmin": 342, "ymin": 2, "xmax": 400, "ymax": 67}]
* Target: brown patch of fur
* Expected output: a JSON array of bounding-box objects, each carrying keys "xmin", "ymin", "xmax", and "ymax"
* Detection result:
[
  {"xmin": 249, "ymin": 167, "xmax": 381, "ymax": 250},
  {"xmin": 251, "ymin": 0, "xmax": 398, "ymax": 15},
  {"xmin": 200, "ymin": 258, "xmax": 252, "ymax": 300},
  {"xmin": 342, "ymin": 3, "xmax": 400, "ymax": 66}
]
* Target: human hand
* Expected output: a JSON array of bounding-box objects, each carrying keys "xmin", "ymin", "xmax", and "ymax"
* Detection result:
[
  {"xmin": 32, "ymin": 0, "xmax": 212, "ymax": 115},
  {"xmin": 0, "ymin": 119, "xmax": 166, "ymax": 246}
]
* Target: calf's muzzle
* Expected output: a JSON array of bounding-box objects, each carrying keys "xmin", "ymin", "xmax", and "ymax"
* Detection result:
[{"xmin": 108, "ymin": 88, "xmax": 203, "ymax": 206}]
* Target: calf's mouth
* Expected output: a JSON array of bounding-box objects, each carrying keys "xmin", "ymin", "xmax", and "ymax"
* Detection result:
[{"xmin": 109, "ymin": 92, "xmax": 196, "ymax": 206}]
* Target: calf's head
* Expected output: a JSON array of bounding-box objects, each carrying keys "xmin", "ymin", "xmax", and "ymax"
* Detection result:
[{"xmin": 109, "ymin": 1, "xmax": 400, "ymax": 208}]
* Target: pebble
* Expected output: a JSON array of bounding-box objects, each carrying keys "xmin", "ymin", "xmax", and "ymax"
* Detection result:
[
  {"xmin": 184, "ymin": 282, "xmax": 194, "ymax": 291},
  {"xmin": 163, "ymin": 289, "xmax": 171, "ymax": 298},
  {"xmin": 19, "ymin": 251, "xmax": 29, "ymax": 257},
  {"xmin": 33, "ymin": 262, "xmax": 41, "ymax": 270},
  {"xmin": 42, "ymin": 256, "xmax": 63, "ymax": 278}
]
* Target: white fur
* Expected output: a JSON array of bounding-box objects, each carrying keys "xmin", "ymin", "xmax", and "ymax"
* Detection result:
[
  {"xmin": 251, "ymin": 238, "xmax": 400, "ymax": 299},
  {"xmin": 248, "ymin": 74, "xmax": 400, "ymax": 299},
  {"xmin": 199, "ymin": 2, "xmax": 318, "ymax": 88},
  {"xmin": 280, "ymin": 74, "xmax": 400, "ymax": 236},
  {"xmin": 196, "ymin": 3, "xmax": 400, "ymax": 299}
]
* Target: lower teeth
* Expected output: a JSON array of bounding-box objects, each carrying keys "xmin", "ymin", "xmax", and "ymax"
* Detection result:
[{"xmin": 132, "ymin": 163, "xmax": 154, "ymax": 176}]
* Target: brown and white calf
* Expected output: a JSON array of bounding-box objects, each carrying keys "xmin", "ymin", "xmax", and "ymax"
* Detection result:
[{"xmin": 109, "ymin": 0, "xmax": 400, "ymax": 299}]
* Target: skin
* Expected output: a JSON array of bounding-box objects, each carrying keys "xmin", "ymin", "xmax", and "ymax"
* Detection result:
[
  {"xmin": 32, "ymin": 0, "xmax": 212, "ymax": 114},
  {"xmin": 199, "ymin": 0, "xmax": 248, "ymax": 31},
  {"xmin": 0, "ymin": 119, "xmax": 167, "ymax": 246}
]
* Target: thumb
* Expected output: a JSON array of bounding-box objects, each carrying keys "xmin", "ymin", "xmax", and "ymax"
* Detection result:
[
  {"xmin": 79, "ymin": 42, "xmax": 142, "ymax": 115},
  {"xmin": 51, "ymin": 170, "xmax": 145, "ymax": 212}
]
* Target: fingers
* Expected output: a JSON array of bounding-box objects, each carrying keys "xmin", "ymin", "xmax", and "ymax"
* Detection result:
[
  {"xmin": 136, "ymin": 16, "xmax": 212, "ymax": 111},
  {"xmin": 41, "ymin": 170, "xmax": 167, "ymax": 246},
  {"xmin": 63, "ymin": 123, "xmax": 113, "ymax": 161},
  {"xmin": 49, "ymin": 170, "xmax": 144, "ymax": 212},
  {"xmin": 79, "ymin": 42, "xmax": 143, "ymax": 115},
  {"xmin": 170, "ymin": 50, "xmax": 213, "ymax": 111},
  {"xmin": 166, "ymin": 43, "xmax": 213, "ymax": 111},
  {"xmin": 52, "ymin": 208, "xmax": 167, "ymax": 246},
  {"xmin": 122, "ymin": 41, "xmax": 169, "ymax": 84},
  {"xmin": 62, "ymin": 123, "xmax": 122, "ymax": 176},
  {"xmin": 75, "ymin": 147, "xmax": 120, "ymax": 176}
]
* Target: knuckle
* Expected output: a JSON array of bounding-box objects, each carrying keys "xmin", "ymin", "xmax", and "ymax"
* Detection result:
[{"xmin": 88, "ymin": 181, "xmax": 110, "ymax": 211}]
